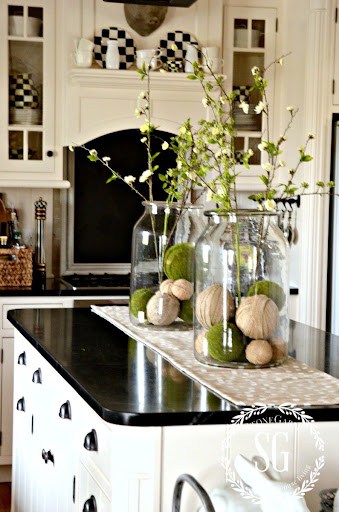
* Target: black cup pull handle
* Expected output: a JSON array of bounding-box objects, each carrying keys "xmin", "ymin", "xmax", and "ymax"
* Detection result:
[
  {"xmin": 32, "ymin": 368, "xmax": 42, "ymax": 384},
  {"xmin": 59, "ymin": 400, "xmax": 71, "ymax": 420},
  {"xmin": 83, "ymin": 495, "xmax": 97, "ymax": 512},
  {"xmin": 16, "ymin": 397, "xmax": 25, "ymax": 412},
  {"xmin": 83, "ymin": 429, "xmax": 98, "ymax": 451},
  {"xmin": 41, "ymin": 449, "xmax": 54, "ymax": 465},
  {"xmin": 17, "ymin": 351, "xmax": 26, "ymax": 365}
]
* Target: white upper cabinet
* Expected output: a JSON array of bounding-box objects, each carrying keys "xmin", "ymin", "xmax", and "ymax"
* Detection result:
[
  {"xmin": 0, "ymin": 0, "xmax": 69, "ymax": 188},
  {"xmin": 223, "ymin": 5, "xmax": 277, "ymax": 188}
]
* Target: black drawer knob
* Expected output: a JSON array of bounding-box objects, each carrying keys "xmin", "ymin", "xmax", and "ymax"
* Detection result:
[
  {"xmin": 46, "ymin": 150, "xmax": 54, "ymax": 157},
  {"xmin": 41, "ymin": 449, "xmax": 54, "ymax": 465},
  {"xmin": 83, "ymin": 495, "xmax": 97, "ymax": 512},
  {"xmin": 59, "ymin": 400, "xmax": 71, "ymax": 420},
  {"xmin": 17, "ymin": 352, "xmax": 26, "ymax": 365},
  {"xmin": 83, "ymin": 429, "xmax": 98, "ymax": 451},
  {"xmin": 32, "ymin": 368, "xmax": 42, "ymax": 384},
  {"xmin": 16, "ymin": 397, "xmax": 25, "ymax": 412}
]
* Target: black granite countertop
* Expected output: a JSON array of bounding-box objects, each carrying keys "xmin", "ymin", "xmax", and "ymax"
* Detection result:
[
  {"xmin": 0, "ymin": 278, "xmax": 129, "ymax": 297},
  {"xmin": 8, "ymin": 307, "xmax": 337, "ymax": 427}
]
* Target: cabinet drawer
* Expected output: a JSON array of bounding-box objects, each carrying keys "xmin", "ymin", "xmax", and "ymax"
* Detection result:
[
  {"xmin": 80, "ymin": 402, "xmax": 112, "ymax": 484},
  {"xmin": 3, "ymin": 301, "xmax": 65, "ymax": 330}
]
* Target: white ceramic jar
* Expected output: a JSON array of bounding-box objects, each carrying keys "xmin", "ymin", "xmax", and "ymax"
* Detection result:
[{"xmin": 106, "ymin": 39, "xmax": 120, "ymax": 69}]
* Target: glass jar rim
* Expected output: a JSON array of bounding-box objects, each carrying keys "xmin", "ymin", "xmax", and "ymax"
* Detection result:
[
  {"xmin": 204, "ymin": 208, "xmax": 279, "ymax": 218},
  {"xmin": 142, "ymin": 200, "xmax": 204, "ymax": 210}
]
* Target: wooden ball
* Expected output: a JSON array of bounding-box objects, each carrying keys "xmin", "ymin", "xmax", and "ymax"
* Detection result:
[
  {"xmin": 146, "ymin": 292, "xmax": 180, "ymax": 326},
  {"xmin": 235, "ymin": 295, "xmax": 279, "ymax": 339},
  {"xmin": 171, "ymin": 279, "xmax": 193, "ymax": 301},
  {"xmin": 160, "ymin": 279, "xmax": 174, "ymax": 295},
  {"xmin": 246, "ymin": 339, "xmax": 273, "ymax": 365},
  {"xmin": 196, "ymin": 284, "xmax": 235, "ymax": 329},
  {"xmin": 270, "ymin": 337, "xmax": 287, "ymax": 362},
  {"xmin": 195, "ymin": 332, "xmax": 207, "ymax": 355}
]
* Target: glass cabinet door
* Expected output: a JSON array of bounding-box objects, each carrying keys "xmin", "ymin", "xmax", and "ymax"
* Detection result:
[
  {"xmin": 0, "ymin": 0, "xmax": 56, "ymax": 179},
  {"xmin": 223, "ymin": 7, "xmax": 277, "ymax": 172},
  {"xmin": 8, "ymin": 4, "xmax": 43, "ymax": 162}
]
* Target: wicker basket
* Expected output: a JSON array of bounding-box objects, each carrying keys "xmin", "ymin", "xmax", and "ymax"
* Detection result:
[{"xmin": 0, "ymin": 247, "xmax": 33, "ymax": 287}]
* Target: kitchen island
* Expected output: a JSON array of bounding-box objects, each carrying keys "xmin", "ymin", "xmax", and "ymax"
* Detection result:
[{"xmin": 8, "ymin": 307, "xmax": 339, "ymax": 511}]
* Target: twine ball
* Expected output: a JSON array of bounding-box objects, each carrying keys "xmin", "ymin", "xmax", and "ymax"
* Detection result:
[
  {"xmin": 196, "ymin": 284, "xmax": 235, "ymax": 329},
  {"xmin": 171, "ymin": 279, "xmax": 193, "ymax": 301},
  {"xmin": 245, "ymin": 339, "xmax": 273, "ymax": 365},
  {"xmin": 235, "ymin": 295, "xmax": 279, "ymax": 339},
  {"xmin": 146, "ymin": 291, "xmax": 180, "ymax": 326},
  {"xmin": 130, "ymin": 288, "xmax": 154, "ymax": 318},
  {"xmin": 163, "ymin": 242, "xmax": 194, "ymax": 281},
  {"xmin": 195, "ymin": 332, "xmax": 207, "ymax": 355},
  {"xmin": 206, "ymin": 321, "xmax": 244, "ymax": 363},
  {"xmin": 247, "ymin": 280, "xmax": 286, "ymax": 311},
  {"xmin": 160, "ymin": 279, "xmax": 174, "ymax": 295},
  {"xmin": 179, "ymin": 299, "xmax": 193, "ymax": 323},
  {"xmin": 270, "ymin": 337, "xmax": 287, "ymax": 362}
]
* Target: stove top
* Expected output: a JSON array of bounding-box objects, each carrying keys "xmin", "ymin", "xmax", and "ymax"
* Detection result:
[{"xmin": 60, "ymin": 273, "xmax": 130, "ymax": 291}]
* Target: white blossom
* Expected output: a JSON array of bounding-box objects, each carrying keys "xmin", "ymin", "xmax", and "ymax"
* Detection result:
[
  {"xmin": 68, "ymin": 145, "xmax": 74, "ymax": 152},
  {"xmin": 239, "ymin": 101, "xmax": 249, "ymax": 114},
  {"xmin": 202, "ymin": 98, "xmax": 208, "ymax": 108},
  {"xmin": 219, "ymin": 96, "xmax": 225, "ymax": 105},
  {"xmin": 279, "ymin": 58, "xmax": 284, "ymax": 66},
  {"xmin": 254, "ymin": 101, "xmax": 266, "ymax": 114},
  {"xmin": 263, "ymin": 199, "xmax": 276, "ymax": 211},
  {"xmin": 286, "ymin": 105, "xmax": 294, "ymax": 112},
  {"xmin": 162, "ymin": 141, "xmax": 169, "ymax": 150},
  {"xmin": 261, "ymin": 162, "xmax": 274, "ymax": 172},
  {"xmin": 139, "ymin": 169, "xmax": 153, "ymax": 183},
  {"xmin": 180, "ymin": 126, "xmax": 187, "ymax": 135},
  {"xmin": 102, "ymin": 156, "xmax": 111, "ymax": 163},
  {"xmin": 140, "ymin": 137, "xmax": 147, "ymax": 143},
  {"xmin": 308, "ymin": 132, "xmax": 315, "ymax": 139},
  {"xmin": 124, "ymin": 175, "xmax": 136, "ymax": 185},
  {"xmin": 278, "ymin": 159, "xmax": 286, "ymax": 167},
  {"xmin": 177, "ymin": 160, "xmax": 183, "ymax": 170},
  {"xmin": 212, "ymin": 127, "xmax": 220, "ymax": 136},
  {"xmin": 89, "ymin": 149, "xmax": 97, "ymax": 157},
  {"xmin": 247, "ymin": 148, "xmax": 254, "ymax": 157},
  {"xmin": 251, "ymin": 66, "xmax": 260, "ymax": 76},
  {"xmin": 206, "ymin": 189, "xmax": 214, "ymax": 202},
  {"xmin": 135, "ymin": 108, "xmax": 142, "ymax": 118},
  {"xmin": 138, "ymin": 91, "xmax": 146, "ymax": 99},
  {"xmin": 258, "ymin": 142, "xmax": 267, "ymax": 152}
]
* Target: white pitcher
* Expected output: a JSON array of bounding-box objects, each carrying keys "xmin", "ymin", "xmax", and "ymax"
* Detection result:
[{"xmin": 184, "ymin": 43, "xmax": 199, "ymax": 73}]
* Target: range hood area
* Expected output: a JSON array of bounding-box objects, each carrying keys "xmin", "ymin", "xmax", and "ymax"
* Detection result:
[{"xmin": 102, "ymin": 0, "xmax": 198, "ymax": 6}]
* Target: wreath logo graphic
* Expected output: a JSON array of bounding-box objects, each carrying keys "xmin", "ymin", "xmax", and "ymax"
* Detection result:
[{"xmin": 223, "ymin": 403, "xmax": 325, "ymax": 504}]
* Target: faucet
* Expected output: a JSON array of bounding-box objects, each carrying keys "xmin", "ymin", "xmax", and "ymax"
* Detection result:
[{"xmin": 172, "ymin": 473, "xmax": 215, "ymax": 512}]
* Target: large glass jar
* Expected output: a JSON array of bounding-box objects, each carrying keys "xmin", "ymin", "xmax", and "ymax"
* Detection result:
[
  {"xmin": 130, "ymin": 201, "xmax": 204, "ymax": 330},
  {"xmin": 194, "ymin": 210, "xmax": 289, "ymax": 368}
]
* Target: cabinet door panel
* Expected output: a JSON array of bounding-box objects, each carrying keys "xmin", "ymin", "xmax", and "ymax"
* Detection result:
[{"xmin": 1, "ymin": 337, "xmax": 14, "ymax": 459}]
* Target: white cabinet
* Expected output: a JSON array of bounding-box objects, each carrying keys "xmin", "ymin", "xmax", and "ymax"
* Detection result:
[
  {"xmin": 223, "ymin": 4, "xmax": 277, "ymax": 189},
  {"xmin": 12, "ymin": 329, "xmax": 162, "ymax": 511},
  {"xmin": 0, "ymin": 0, "xmax": 69, "ymax": 188},
  {"xmin": 0, "ymin": 296, "xmax": 74, "ymax": 481}
]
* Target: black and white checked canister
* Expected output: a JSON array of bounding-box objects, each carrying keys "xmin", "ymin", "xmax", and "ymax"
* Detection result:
[
  {"xmin": 233, "ymin": 85, "xmax": 251, "ymax": 103},
  {"xmin": 9, "ymin": 73, "xmax": 39, "ymax": 109},
  {"xmin": 94, "ymin": 27, "xmax": 136, "ymax": 69}
]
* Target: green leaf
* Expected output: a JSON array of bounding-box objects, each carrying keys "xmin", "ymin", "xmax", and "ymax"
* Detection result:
[
  {"xmin": 87, "ymin": 155, "xmax": 97, "ymax": 162},
  {"xmin": 259, "ymin": 175, "xmax": 269, "ymax": 186}
]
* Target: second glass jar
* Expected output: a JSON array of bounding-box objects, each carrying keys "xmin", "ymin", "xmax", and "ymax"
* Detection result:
[{"xmin": 194, "ymin": 210, "xmax": 289, "ymax": 368}]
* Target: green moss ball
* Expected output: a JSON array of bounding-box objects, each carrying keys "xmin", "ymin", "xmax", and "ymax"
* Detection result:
[
  {"xmin": 163, "ymin": 243, "xmax": 194, "ymax": 281},
  {"xmin": 179, "ymin": 299, "xmax": 193, "ymax": 323},
  {"xmin": 247, "ymin": 280, "xmax": 286, "ymax": 311},
  {"xmin": 129, "ymin": 288, "xmax": 154, "ymax": 318},
  {"xmin": 207, "ymin": 322, "xmax": 245, "ymax": 363}
]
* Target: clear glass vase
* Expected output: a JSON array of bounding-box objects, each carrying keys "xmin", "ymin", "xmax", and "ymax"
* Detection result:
[
  {"xmin": 130, "ymin": 201, "xmax": 205, "ymax": 330},
  {"xmin": 194, "ymin": 210, "xmax": 289, "ymax": 368}
]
